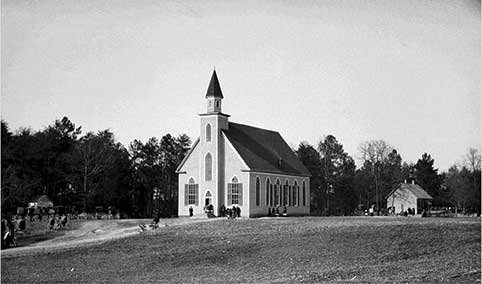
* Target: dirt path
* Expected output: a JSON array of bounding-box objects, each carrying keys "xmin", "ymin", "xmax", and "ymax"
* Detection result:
[{"xmin": 1, "ymin": 217, "xmax": 220, "ymax": 258}]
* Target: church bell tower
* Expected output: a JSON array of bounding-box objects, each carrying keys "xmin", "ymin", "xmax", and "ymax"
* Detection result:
[
  {"xmin": 199, "ymin": 70, "xmax": 229, "ymax": 216},
  {"xmin": 206, "ymin": 70, "xmax": 223, "ymax": 113}
]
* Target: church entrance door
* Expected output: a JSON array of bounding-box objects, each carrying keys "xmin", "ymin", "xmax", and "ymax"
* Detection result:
[
  {"xmin": 205, "ymin": 191, "xmax": 212, "ymax": 206},
  {"xmin": 204, "ymin": 191, "xmax": 213, "ymax": 214}
]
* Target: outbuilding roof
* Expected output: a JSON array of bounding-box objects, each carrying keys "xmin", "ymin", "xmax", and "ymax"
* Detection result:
[
  {"xmin": 222, "ymin": 122, "xmax": 311, "ymax": 177},
  {"xmin": 387, "ymin": 182, "xmax": 433, "ymax": 199},
  {"xmin": 31, "ymin": 195, "xmax": 54, "ymax": 208}
]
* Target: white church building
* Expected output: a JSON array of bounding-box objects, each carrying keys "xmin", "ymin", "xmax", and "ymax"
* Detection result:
[{"xmin": 176, "ymin": 71, "xmax": 311, "ymax": 217}]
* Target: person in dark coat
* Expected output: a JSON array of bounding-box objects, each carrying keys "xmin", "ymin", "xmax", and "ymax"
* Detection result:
[
  {"xmin": 1, "ymin": 218, "xmax": 7, "ymax": 249},
  {"xmin": 48, "ymin": 215, "xmax": 55, "ymax": 230},
  {"xmin": 189, "ymin": 207, "xmax": 193, "ymax": 217},
  {"xmin": 4, "ymin": 219, "xmax": 15, "ymax": 248},
  {"xmin": 18, "ymin": 216, "xmax": 26, "ymax": 231}
]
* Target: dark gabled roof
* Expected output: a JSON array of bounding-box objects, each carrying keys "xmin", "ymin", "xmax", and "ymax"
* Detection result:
[
  {"xmin": 205, "ymin": 70, "xmax": 223, "ymax": 98},
  {"xmin": 222, "ymin": 122, "xmax": 311, "ymax": 177},
  {"xmin": 387, "ymin": 183, "xmax": 433, "ymax": 199}
]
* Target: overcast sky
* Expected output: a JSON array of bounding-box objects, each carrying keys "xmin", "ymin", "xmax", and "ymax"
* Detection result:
[{"xmin": 2, "ymin": 0, "xmax": 480, "ymax": 171}]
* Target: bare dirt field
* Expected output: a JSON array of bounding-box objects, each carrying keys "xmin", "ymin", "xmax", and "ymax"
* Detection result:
[
  {"xmin": 1, "ymin": 217, "xmax": 217, "ymax": 257},
  {"xmin": 1, "ymin": 217, "xmax": 480, "ymax": 283}
]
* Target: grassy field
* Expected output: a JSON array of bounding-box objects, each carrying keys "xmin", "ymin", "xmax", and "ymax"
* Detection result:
[
  {"xmin": 12, "ymin": 219, "xmax": 85, "ymax": 247},
  {"xmin": 2, "ymin": 217, "xmax": 480, "ymax": 283}
]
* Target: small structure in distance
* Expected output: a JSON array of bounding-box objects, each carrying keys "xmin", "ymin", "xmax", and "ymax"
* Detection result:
[{"xmin": 386, "ymin": 180, "xmax": 432, "ymax": 215}]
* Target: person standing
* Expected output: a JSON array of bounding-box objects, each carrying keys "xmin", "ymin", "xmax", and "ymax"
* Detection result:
[
  {"xmin": 189, "ymin": 206, "xmax": 193, "ymax": 217},
  {"xmin": 48, "ymin": 215, "xmax": 55, "ymax": 230}
]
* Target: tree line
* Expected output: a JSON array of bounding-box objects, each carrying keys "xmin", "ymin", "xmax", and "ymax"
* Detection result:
[
  {"xmin": 1, "ymin": 117, "xmax": 190, "ymax": 218},
  {"xmin": 295, "ymin": 135, "xmax": 481, "ymax": 216},
  {"xmin": 1, "ymin": 118, "xmax": 480, "ymax": 217}
]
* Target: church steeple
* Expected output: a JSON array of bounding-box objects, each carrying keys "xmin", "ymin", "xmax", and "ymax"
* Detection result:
[
  {"xmin": 206, "ymin": 70, "xmax": 223, "ymax": 99},
  {"xmin": 205, "ymin": 70, "xmax": 223, "ymax": 113}
]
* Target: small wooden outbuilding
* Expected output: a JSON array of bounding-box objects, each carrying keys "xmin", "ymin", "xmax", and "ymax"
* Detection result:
[
  {"xmin": 386, "ymin": 181, "xmax": 432, "ymax": 215},
  {"xmin": 28, "ymin": 195, "xmax": 54, "ymax": 209}
]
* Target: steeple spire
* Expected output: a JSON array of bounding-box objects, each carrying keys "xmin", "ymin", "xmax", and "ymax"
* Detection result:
[{"xmin": 206, "ymin": 70, "xmax": 224, "ymax": 99}]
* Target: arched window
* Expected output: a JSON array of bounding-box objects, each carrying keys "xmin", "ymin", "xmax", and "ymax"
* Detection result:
[
  {"xmin": 275, "ymin": 179, "xmax": 281, "ymax": 206},
  {"xmin": 205, "ymin": 124, "xmax": 211, "ymax": 142},
  {"xmin": 302, "ymin": 181, "xmax": 306, "ymax": 206},
  {"xmin": 255, "ymin": 177, "xmax": 260, "ymax": 206},
  {"xmin": 205, "ymin": 153, "xmax": 212, "ymax": 181},
  {"xmin": 293, "ymin": 181, "xmax": 298, "ymax": 207},
  {"xmin": 184, "ymin": 178, "xmax": 198, "ymax": 206},
  {"xmin": 284, "ymin": 180, "xmax": 289, "ymax": 206},
  {"xmin": 266, "ymin": 178, "xmax": 270, "ymax": 206},
  {"xmin": 216, "ymin": 100, "xmax": 220, "ymax": 108},
  {"xmin": 270, "ymin": 183, "xmax": 273, "ymax": 206},
  {"xmin": 228, "ymin": 176, "xmax": 242, "ymax": 206}
]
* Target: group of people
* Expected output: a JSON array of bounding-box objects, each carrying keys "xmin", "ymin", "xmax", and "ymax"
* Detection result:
[
  {"xmin": 268, "ymin": 206, "xmax": 288, "ymax": 217},
  {"xmin": 48, "ymin": 214, "xmax": 69, "ymax": 230},
  {"xmin": 203, "ymin": 204, "xmax": 214, "ymax": 214},
  {"xmin": 402, "ymin": 208, "xmax": 417, "ymax": 216},
  {"xmin": 220, "ymin": 205, "xmax": 241, "ymax": 219},
  {"xmin": 386, "ymin": 206, "xmax": 418, "ymax": 216},
  {"xmin": 187, "ymin": 205, "xmax": 242, "ymax": 218}
]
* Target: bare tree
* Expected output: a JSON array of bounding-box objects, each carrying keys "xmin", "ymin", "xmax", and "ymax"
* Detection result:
[
  {"xmin": 76, "ymin": 131, "xmax": 116, "ymax": 209},
  {"xmin": 358, "ymin": 140, "xmax": 393, "ymax": 213},
  {"xmin": 464, "ymin": 148, "xmax": 481, "ymax": 172}
]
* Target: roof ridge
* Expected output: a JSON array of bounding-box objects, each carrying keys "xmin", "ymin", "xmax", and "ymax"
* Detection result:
[{"xmin": 229, "ymin": 121, "xmax": 280, "ymax": 134}]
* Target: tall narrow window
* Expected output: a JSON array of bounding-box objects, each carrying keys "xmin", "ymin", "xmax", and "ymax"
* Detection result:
[
  {"xmin": 297, "ymin": 185, "xmax": 300, "ymax": 206},
  {"xmin": 290, "ymin": 181, "xmax": 298, "ymax": 206},
  {"xmin": 270, "ymin": 184, "xmax": 273, "ymax": 206},
  {"xmin": 266, "ymin": 178, "xmax": 270, "ymax": 206},
  {"xmin": 184, "ymin": 178, "xmax": 199, "ymax": 206},
  {"xmin": 205, "ymin": 153, "xmax": 212, "ymax": 181},
  {"xmin": 288, "ymin": 185, "xmax": 292, "ymax": 206},
  {"xmin": 205, "ymin": 124, "xmax": 211, "ymax": 142},
  {"xmin": 284, "ymin": 180, "xmax": 289, "ymax": 206},
  {"xmin": 228, "ymin": 176, "xmax": 242, "ymax": 206},
  {"xmin": 293, "ymin": 181, "xmax": 298, "ymax": 207},
  {"xmin": 302, "ymin": 181, "xmax": 306, "ymax": 206},
  {"xmin": 255, "ymin": 177, "xmax": 260, "ymax": 206},
  {"xmin": 275, "ymin": 179, "xmax": 281, "ymax": 206}
]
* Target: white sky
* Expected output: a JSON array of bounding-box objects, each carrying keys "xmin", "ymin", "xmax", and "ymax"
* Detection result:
[{"xmin": 2, "ymin": 0, "xmax": 480, "ymax": 171}]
